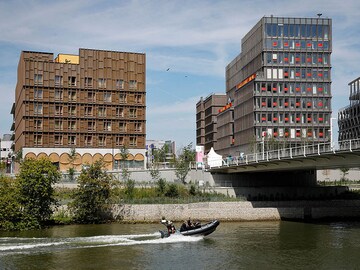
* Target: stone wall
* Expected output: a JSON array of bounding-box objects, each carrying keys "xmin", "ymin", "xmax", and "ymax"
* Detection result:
[{"xmin": 112, "ymin": 200, "xmax": 360, "ymax": 222}]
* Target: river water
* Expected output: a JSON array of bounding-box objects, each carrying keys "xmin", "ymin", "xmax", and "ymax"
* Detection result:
[{"xmin": 1, "ymin": 221, "xmax": 360, "ymax": 269}]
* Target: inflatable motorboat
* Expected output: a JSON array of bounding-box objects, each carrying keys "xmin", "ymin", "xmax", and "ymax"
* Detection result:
[{"xmin": 160, "ymin": 219, "xmax": 220, "ymax": 238}]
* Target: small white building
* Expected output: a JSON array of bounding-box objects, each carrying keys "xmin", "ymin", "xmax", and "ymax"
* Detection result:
[{"xmin": 1, "ymin": 134, "xmax": 13, "ymax": 173}]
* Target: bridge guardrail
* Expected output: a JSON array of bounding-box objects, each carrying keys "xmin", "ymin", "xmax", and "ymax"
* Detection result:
[{"xmin": 216, "ymin": 138, "xmax": 360, "ymax": 169}]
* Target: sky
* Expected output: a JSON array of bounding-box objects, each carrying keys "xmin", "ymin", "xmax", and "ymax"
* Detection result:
[{"xmin": 1, "ymin": 0, "xmax": 360, "ymax": 149}]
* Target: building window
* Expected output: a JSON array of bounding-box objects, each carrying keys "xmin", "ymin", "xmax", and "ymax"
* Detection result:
[
  {"xmin": 68, "ymin": 135, "xmax": 76, "ymax": 145},
  {"xmin": 68, "ymin": 76, "xmax": 76, "ymax": 87},
  {"xmin": 87, "ymin": 92, "xmax": 96, "ymax": 102},
  {"xmin": 116, "ymin": 79, "xmax": 124, "ymax": 89},
  {"xmin": 85, "ymin": 106, "xmax": 93, "ymax": 116},
  {"xmin": 116, "ymin": 107, "xmax": 124, "ymax": 117},
  {"xmin": 88, "ymin": 121, "xmax": 95, "ymax": 131},
  {"xmin": 68, "ymin": 120, "xmax": 76, "ymax": 130},
  {"xmin": 134, "ymin": 123, "xmax": 142, "ymax": 132},
  {"xmin": 98, "ymin": 107, "xmax": 106, "ymax": 117},
  {"xmin": 55, "ymin": 90, "xmax": 63, "ymax": 100},
  {"xmin": 85, "ymin": 135, "xmax": 92, "ymax": 146},
  {"xmin": 34, "ymin": 104, "xmax": 43, "ymax": 115},
  {"xmin": 54, "ymin": 135, "xmax": 63, "ymax": 145},
  {"xmin": 104, "ymin": 93, "xmax": 112, "ymax": 102},
  {"xmin": 55, "ymin": 75, "xmax": 63, "ymax": 86},
  {"xmin": 55, "ymin": 105, "xmax": 63, "ymax": 115},
  {"xmin": 54, "ymin": 120, "xmax": 63, "ymax": 130},
  {"xmin": 104, "ymin": 122, "xmax": 111, "ymax": 131},
  {"xmin": 129, "ymin": 108, "xmax": 137, "ymax": 118},
  {"xmin": 34, "ymin": 89, "xmax": 43, "ymax": 99},
  {"xmin": 98, "ymin": 136, "xmax": 106, "ymax": 146},
  {"xmin": 85, "ymin": 77, "xmax": 93, "ymax": 88},
  {"xmin": 98, "ymin": 78, "xmax": 106, "ymax": 88},
  {"xmin": 34, "ymin": 74, "xmax": 43, "ymax": 85},
  {"xmin": 135, "ymin": 94, "xmax": 142, "ymax": 104},
  {"xmin": 34, "ymin": 135, "xmax": 42, "ymax": 145},
  {"xmin": 69, "ymin": 105, "xmax": 76, "ymax": 116},
  {"xmin": 34, "ymin": 119, "xmax": 42, "ymax": 130},
  {"xmin": 116, "ymin": 136, "xmax": 124, "ymax": 146},
  {"xmin": 129, "ymin": 136, "xmax": 137, "ymax": 147},
  {"xmin": 119, "ymin": 122, "xmax": 127, "ymax": 132},
  {"xmin": 129, "ymin": 80, "xmax": 137, "ymax": 90},
  {"xmin": 68, "ymin": 90, "xmax": 76, "ymax": 101},
  {"xmin": 119, "ymin": 93, "xmax": 127, "ymax": 103}
]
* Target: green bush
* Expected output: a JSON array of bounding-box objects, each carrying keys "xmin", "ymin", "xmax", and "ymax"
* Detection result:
[{"xmin": 165, "ymin": 183, "xmax": 180, "ymax": 197}]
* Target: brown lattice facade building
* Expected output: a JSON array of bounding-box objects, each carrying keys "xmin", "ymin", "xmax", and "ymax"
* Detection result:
[{"xmin": 12, "ymin": 48, "xmax": 146, "ymax": 171}]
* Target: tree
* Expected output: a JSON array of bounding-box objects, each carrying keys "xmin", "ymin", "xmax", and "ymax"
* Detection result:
[
  {"xmin": 119, "ymin": 145, "xmax": 129, "ymax": 169},
  {"xmin": 339, "ymin": 167, "xmax": 349, "ymax": 184},
  {"xmin": 71, "ymin": 160, "xmax": 113, "ymax": 223},
  {"xmin": 16, "ymin": 158, "xmax": 61, "ymax": 227},
  {"xmin": 174, "ymin": 143, "xmax": 195, "ymax": 184},
  {"xmin": 0, "ymin": 176, "xmax": 23, "ymax": 230},
  {"xmin": 149, "ymin": 165, "xmax": 167, "ymax": 195},
  {"xmin": 67, "ymin": 148, "xmax": 77, "ymax": 181}
]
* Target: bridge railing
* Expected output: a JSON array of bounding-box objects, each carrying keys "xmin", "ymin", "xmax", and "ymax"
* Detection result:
[{"xmin": 219, "ymin": 138, "xmax": 360, "ymax": 168}]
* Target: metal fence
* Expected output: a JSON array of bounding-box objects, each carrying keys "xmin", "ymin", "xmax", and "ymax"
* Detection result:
[{"xmin": 218, "ymin": 138, "xmax": 360, "ymax": 168}]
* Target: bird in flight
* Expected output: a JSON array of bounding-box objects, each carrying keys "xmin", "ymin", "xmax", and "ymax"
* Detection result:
[{"xmin": 166, "ymin": 68, "xmax": 170, "ymax": 71}]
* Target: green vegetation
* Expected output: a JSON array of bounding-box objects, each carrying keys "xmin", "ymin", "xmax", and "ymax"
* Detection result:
[
  {"xmin": 174, "ymin": 143, "xmax": 196, "ymax": 184},
  {"xmin": 70, "ymin": 160, "xmax": 114, "ymax": 224},
  {"xmin": 0, "ymin": 150, "xmax": 237, "ymax": 231},
  {"xmin": 0, "ymin": 158, "xmax": 61, "ymax": 230}
]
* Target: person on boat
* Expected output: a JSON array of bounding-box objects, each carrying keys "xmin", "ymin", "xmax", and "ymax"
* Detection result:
[
  {"xmin": 161, "ymin": 217, "xmax": 176, "ymax": 235},
  {"xmin": 180, "ymin": 221, "xmax": 187, "ymax": 232},
  {"xmin": 187, "ymin": 218, "xmax": 194, "ymax": 229}
]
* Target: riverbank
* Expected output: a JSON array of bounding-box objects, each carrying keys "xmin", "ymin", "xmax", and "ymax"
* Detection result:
[{"xmin": 112, "ymin": 200, "xmax": 360, "ymax": 222}]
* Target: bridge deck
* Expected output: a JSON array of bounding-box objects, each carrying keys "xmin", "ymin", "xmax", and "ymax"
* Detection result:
[{"xmin": 209, "ymin": 139, "xmax": 360, "ymax": 174}]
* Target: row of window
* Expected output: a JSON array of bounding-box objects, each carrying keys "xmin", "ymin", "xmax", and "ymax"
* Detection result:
[
  {"xmin": 33, "ymin": 104, "xmax": 140, "ymax": 118},
  {"xmin": 33, "ymin": 135, "xmax": 139, "ymax": 147},
  {"xmin": 263, "ymin": 68, "xmax": 330, "ymax": 80},
  {"xmin": 265, "ymin": 23, "xmax": 330, "ymax": 39},
  {"xmin": 34, "ymin": 74, "xmax": 138, "ymax": 89},
  {"xmin": 265, "ymin": 39, "xmax": 330, "ymax": 50},
  {"xmin": 256, "ymin": 127, "xmax": 328, "ymax": 140},
  {"xmin": 255, "ymin": 112, "xmax": 330, "ymax": 124},
  {"xmin": 265, "ymin": 52, "xmax": 329, "ymax": 65},
  {"xmin": 34, "ymin": 89, "xmax": 143, "ymax": 103},
  {"xmin": 255, "ymin": 82, "xmax": 330, "ymax": 95},
  {"xmin": 34, "ymin": 119, "xmax": 143, "ymax": 132},
  {"xmin": 255, "ymin": 97, "xmax": 330, "ymax": 109}
]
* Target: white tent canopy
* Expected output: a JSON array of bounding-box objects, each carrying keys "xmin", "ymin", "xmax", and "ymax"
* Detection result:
[{"xmin": 206, "ymin": 147, "xmax": 223, "ymax": 168}]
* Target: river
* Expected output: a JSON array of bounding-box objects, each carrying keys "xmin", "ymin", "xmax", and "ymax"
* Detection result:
[{"xmin": 1, "ymin": 221, "xmax": 360, "ymax": 269}]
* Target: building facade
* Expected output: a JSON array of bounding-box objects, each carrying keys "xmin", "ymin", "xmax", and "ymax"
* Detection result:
[
  {"xmin": 0, "ymin": 134, "xmax": 13, "ymax": 173},
  {"xmin": 146, "ymin": 139, "xmax": 176, "ymax": 167},
  {"xmin": 196, "ymin": 94, "xmax": 227, "ymax": 153},
  {"xmin": 225, "ymin": 16, "xmax": 332, "ymax": 155},
  {"xmin": 338, "ymin": 77, "xmax": 360, "ymax": 141},
  {"xmin": 12, "ymin": 48, "xmax": 146, "ymax": 171},
  {"xmin": 214, "ymin": 102, "xmax": 234, "ymax": 156}
]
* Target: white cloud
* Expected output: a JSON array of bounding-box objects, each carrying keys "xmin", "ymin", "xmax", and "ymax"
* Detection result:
[{"xmin": 1, "ymin": 0, "xmax": 360, "ymax": 145}]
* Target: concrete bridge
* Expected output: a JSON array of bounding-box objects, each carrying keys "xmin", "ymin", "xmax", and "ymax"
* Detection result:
[
  {"xmin": 207, "ymin": 139, "xmax": 360, "ymax": 200},
  {"xmin": 210, "ymin": 139, "xmax": 360, "ymax": 174}
]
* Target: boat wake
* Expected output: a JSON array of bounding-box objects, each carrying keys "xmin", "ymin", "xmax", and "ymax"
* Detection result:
[{"xmin": 0, "ymin": 232, "xmax": 203, "ymax": 256}]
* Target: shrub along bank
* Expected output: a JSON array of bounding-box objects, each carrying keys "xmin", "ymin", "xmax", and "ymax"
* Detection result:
[{"xmin": 0, "ymin": 158, "xmax": 236, "ymax": 230}]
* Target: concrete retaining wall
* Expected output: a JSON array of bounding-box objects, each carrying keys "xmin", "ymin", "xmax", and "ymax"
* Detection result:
[{"xmin": 112, "ymin": 200, "xmax": 360, "ymax": 222}]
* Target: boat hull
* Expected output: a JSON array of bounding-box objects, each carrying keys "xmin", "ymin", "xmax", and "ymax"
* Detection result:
[
  {"xmin": 180, "ymin": 220, "xmax": 220, "ymax": 236},
  {"xmin": 160, "ymin": 220, "xmax": 220, "ymax": 238}
]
